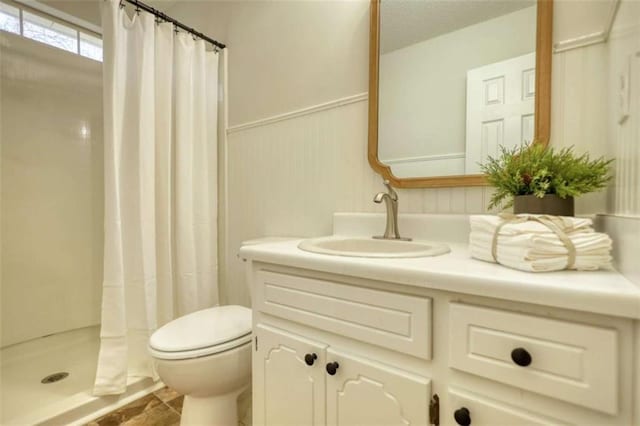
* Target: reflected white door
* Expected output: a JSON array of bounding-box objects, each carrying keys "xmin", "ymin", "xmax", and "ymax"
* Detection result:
[{"xmin": 465, "ymin": 52, "xmax": 536, "ymax": 174}]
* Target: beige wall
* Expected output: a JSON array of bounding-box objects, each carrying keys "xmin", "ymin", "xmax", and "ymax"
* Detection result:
[
  {"xmin": 168, "ymin": 0, "xmax": 639, "ymax": 306},
  {"xmin": 169, "ymin": 0, "xmax": 370, "ymax": 127},
  {"xmin": 1, "ymin": 33, "xmax": 103, "ymax": 346},
  {"xmin": 225, "ymin": 1, "xmax": 369, "ymax": 126}
]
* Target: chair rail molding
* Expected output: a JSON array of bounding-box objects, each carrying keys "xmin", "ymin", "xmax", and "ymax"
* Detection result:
[
  {"xmin": 227, "ymin": 93, "xmax": 368, "ymax": 135},
  {"xmin": 553, "ymin": 0, "xmax": 620, "ymax": 53}
]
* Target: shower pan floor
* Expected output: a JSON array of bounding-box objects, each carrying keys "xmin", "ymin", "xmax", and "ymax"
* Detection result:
[{"xmin": 1, "ymin": 326, "xmax": 163, "ymax": 425}]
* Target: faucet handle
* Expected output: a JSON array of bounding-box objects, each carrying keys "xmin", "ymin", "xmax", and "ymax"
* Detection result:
[{"xmin": 382, "ymin": 179, "xmax": 398, "ymax": 201}]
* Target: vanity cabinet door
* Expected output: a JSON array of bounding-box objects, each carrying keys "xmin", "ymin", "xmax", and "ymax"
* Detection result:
[
  {"xmin": 325, "ymin": 348, "xmax": 431, "ymax": 426},
  {"xmin": 253, "ymin": 324, "xmax": 327, "ymax": 426},
  {"xmin": 448, "ymin": 387, "xmax": 567, "ymax": 426}
]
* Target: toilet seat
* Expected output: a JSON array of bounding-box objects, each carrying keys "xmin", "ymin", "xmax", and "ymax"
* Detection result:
[{"xmin": 149, "ymin": 305, "xmax": 252, "ymax": 360}]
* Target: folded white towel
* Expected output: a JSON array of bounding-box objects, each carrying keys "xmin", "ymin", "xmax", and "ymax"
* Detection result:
[
  {"xmin": 470, "ymin": 214, "xmax": 593, "ymax": 236},
  {"xmin": 470, "ymin": 240, "xmax": 612, "ymax": 269},
  {"xmin": 472, "ymin": 249, "xmax": 612, "ymax": 272},
  {"xmin": 471, "ymin": 232, "xmax": 612, "ymax": 254},
  {"xmin": 469, "ymin": 214, "xmax": 613, "ymax": 272}
]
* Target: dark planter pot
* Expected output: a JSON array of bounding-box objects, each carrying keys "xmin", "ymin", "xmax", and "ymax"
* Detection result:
[{"xmin": 513, "ymin": 194, "xmax": 575, "ymax": 216}]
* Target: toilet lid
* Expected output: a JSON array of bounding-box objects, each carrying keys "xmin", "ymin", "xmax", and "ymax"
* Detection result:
[{"xmin": 149, "ymin": 305, "xmax": 252, "ymax": 354}]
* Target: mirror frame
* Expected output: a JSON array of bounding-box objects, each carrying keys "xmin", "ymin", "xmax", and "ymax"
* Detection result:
[{"xmin": 368, "ymin": 0, "xmax": 553, "ymax": 188}]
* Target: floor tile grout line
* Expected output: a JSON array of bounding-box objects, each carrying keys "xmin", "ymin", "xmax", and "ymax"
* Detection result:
[{"xmin": 162, "ymin": 400, "xmax": 182, "ymax": 417}]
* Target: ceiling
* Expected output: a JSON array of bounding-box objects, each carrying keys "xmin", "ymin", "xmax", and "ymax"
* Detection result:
[{"xmin": 380, "ymin": 0, "xmax": 536, "ymax": 53}]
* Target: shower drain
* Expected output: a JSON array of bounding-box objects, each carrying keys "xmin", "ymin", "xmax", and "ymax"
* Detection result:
[{"xmin": 41, "ymin": 372, "xmax": 69, "ymax": 384}]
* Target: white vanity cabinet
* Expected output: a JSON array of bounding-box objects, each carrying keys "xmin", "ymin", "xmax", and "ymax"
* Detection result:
[
  {"xmin": 242, "ymin": 239, "xmax": 640, "ymax": 426},
  {"xmin": 253, "ymin": 324, "xmax": 432, "ymax": 426},
  {"xmin": 251, "ymin": 271, "xmax": 433, "ymax": 426}
]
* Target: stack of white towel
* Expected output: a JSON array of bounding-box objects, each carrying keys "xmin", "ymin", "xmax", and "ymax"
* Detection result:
[{"xmin": 469, "ymin": 214, "xmax": 612, "ymax": 272}]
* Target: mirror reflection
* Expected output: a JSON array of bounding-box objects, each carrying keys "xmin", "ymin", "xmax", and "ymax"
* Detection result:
[{"xmin": 378, "ymin": 0, "xmax": 538, "ymax": 178}]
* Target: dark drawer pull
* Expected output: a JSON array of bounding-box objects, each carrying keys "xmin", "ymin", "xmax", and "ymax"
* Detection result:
[
  {"xmin": 304, "ymin": 353, "xmax": 317, "ymax": 366},
  {"xmin": 511, "ymin": 347, "xmax": 532, "ymax": 367},
  {"xmin": 326, "ymin": 362, "xmax": 339, "ymax": 375},
  {"xmin": 454, "ymin": 407, "xmax": 471, "ymax": 425}
]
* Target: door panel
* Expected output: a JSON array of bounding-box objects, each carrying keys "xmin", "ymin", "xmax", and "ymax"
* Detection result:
[
  {"xmin": 326, "ymin": 348, "xmax": 431, "ymax": 426},
  {"xmin": 253, "ymin": 324, "xmax": 327, "ymax": 426}
]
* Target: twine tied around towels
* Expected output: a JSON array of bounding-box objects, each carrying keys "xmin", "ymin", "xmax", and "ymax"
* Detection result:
[{"xmin": 491, "ymin": 213, "xmax": 577, "ymax": 270}]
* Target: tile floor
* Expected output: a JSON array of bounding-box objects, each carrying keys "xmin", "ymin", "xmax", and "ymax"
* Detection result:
[
  {"xmin": 86, "ymin": 386, "xmax": 252, "ymax": 426},
  {"xmin": 86, "ymin": 387, "xmax": 183, "ymax": 426}
]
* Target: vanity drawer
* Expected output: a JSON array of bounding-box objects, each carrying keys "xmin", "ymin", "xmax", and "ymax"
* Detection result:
[
  {"xmin": 448, "ymin": 387, "xmax": 567, "ymax": 425},
  {"xmin": 449, "ymin": 303, "xmax": 618, "ymax": 414},
  {"xmin": 255, "ymin": 271, "xmax": 432, "ymax": 359}
]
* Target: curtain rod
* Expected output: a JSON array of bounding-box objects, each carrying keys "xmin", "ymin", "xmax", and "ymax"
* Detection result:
[{"xmin": 122, "ymin": 0, "xmax": 226, "ymax": 50}]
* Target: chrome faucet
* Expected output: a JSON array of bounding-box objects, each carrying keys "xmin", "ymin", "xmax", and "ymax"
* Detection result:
[{"xmin": 373, "ymin": 180, "xmax": 410, "ymax": 241}]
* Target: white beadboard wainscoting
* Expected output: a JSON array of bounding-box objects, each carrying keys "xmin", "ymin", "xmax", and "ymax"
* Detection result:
[
  {"xmin": 223, "ymin": 95, "xmax": 496, "ymax": 306},
  {"xmin": 551, "ymin": 0, "xmax": 639, "ymax": 218},
  {"xmin": 608, "ymin": 19, "xmax": 640, "ymax": 217}
]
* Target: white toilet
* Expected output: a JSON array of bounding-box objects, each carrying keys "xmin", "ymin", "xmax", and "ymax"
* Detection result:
[{"xmin": 149, "ymin": 305, "xmax": 252, "ymax": 426}]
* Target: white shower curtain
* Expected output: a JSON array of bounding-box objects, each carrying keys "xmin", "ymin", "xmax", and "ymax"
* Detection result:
[{"xmin": 94, "ymin": 0, "xmax": 219, "ymax": 395}]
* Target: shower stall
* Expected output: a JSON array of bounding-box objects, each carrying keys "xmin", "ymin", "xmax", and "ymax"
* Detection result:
[{"xmin": 0, "ymin": 3, "xmax": 161, "ymax": 424}]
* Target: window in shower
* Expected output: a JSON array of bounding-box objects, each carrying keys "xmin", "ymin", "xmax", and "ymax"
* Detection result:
[
  {"xmin": 0, "ymin": 2, "xmax": 19, "ymax": 34},
  {"xmin": 79, "ymin": 32, "xmax": 103, "ymax": 62},
  {"xmin": 0, "ymin": 1, "xmax": 102, "ymax": 61},
  {"xmin": 23, "ymin": 11, "xmax": 77, "ymax": 53}
]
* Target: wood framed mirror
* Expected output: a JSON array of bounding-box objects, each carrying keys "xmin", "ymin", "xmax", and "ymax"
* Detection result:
[{"xmin": 368, "ymin": 0, "xmax": 553, "ymax": 188}]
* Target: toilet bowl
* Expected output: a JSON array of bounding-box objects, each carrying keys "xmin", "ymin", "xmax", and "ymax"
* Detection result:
[{"xmin": 149, "ymin": 305, "xmax": 252, "ymax": 426}]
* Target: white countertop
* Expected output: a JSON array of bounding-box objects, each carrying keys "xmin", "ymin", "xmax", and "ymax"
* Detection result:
[{"xmin": 240, "ymin": 238, "xmax": 640, "ymax": 320}]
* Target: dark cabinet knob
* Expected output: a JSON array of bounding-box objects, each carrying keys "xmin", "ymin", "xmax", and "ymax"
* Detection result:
[
  {"xmin": 304, "ymin": 353, "xmax": 317, "ymax": 366},
  {"xmin": 326, "ymin": 362, "xmax": 340, "ymax": 375},
  {"xmin": 511, "ymin": 347, "xmax": 532, "ymax": 367},
  {"xmin": 454, "ymin": 407, "xmax": 471, "ymax": 426}
]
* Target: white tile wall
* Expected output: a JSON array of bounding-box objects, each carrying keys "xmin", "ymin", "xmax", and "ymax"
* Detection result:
[{"xmin": 1, "ymin": 34, "xmax": 103, "ymax": 346}]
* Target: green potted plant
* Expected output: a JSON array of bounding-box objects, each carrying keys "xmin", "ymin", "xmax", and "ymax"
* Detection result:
[{"xmin": 480, "ymin": 142, "xmax": 613, "ymax": 215}]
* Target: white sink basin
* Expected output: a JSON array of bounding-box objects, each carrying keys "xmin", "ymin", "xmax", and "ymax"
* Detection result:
[{"xmin": 298, "ymin": 236, "xmax": 450, "ymax": 258}]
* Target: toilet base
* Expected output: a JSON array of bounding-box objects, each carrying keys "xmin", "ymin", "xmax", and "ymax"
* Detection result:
[{"xmin": 181, "ymin": 386, "xmax": 247, "ymax": 426}]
